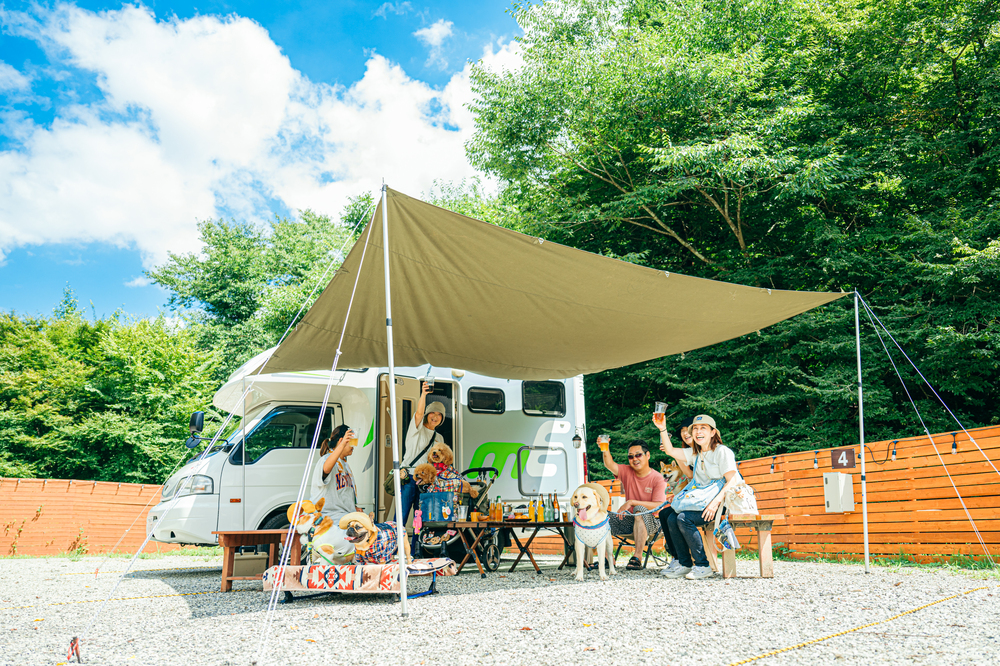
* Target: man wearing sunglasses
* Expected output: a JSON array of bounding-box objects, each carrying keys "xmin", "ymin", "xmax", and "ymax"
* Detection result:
[{"xmin": 601, "ymin": 440, "xmax": 667, "ymax": 570}]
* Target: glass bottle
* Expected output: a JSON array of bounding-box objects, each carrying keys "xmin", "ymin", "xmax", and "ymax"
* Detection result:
[{"xmin": 553, "ymin": 494, "xmax": 561, "ymax": 521}]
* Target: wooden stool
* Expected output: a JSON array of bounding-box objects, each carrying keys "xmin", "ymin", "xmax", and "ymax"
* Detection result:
[{"xmin": 698, "ymin": 514, "xmax": 782, "ymax": 578}]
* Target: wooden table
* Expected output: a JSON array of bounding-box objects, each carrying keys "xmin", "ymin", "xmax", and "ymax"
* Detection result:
[
  {"xmin": 700, "ymin": 514, "xmax": 782, "ymax": 578},
  {"xmin": 212, "ymin": 530, "xmax": 301, "ymax": 592},
  {"xmin": 495, "ymin": 520, "xmax": 573, "ymax": 574}
]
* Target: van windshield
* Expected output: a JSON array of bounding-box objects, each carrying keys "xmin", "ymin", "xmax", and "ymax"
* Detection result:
[{"xmin": 229, "ymin": 405, "xmax": 339, "ymax": 465}]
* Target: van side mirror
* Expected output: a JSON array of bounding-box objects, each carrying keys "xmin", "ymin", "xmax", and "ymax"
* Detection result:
[
  {"xmin": 189, "ymin": 411, "xmax": 205, "ymax": 434},
  {"xmin": 185, "ymin": 436, "xmax": 201, "ymax": 449}
]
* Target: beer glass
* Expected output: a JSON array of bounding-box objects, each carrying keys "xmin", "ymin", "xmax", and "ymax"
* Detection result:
[{"xmin": 597, "ymin": 435, "xmax": 610, "ymax": 452}]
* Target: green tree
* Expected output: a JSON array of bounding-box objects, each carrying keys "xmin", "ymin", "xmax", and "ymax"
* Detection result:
[
  {"xmin": 148, "ymin": 198, "xmax": 372, "ymax": 378},
  {"xmin": 467, "ymin": 0, "xmax": 1000, "ymax": 475},
  {"xmin": 0, "ymin": 288, "xmax": 221, "ymax": 483}
]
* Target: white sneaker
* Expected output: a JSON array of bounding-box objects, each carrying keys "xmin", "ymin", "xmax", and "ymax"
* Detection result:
[
  {"xmin": 685, "ymin": 565, "xmax": 715, "ymax": 580},
  {"xmin": 661, "ymin": 565, "xmax": 691, "ymax": 579},
  {"xmin": 659, "ymin": 558, "xmax": 680, "ymax": 575}
]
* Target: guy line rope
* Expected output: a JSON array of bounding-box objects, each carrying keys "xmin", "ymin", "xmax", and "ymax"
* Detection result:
[
  {"xmin": 69, "ymin": 206, "xmax": 373, "ymax": 662},
  {"xmin": 859, "ymin": 296, "xmax": 997, "ymax": 569},
  {"xmin": 252, "ymin": 204, "xmax": 377, "ymax": 666}
]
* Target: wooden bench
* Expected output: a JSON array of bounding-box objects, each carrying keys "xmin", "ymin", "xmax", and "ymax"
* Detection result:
[
  {"xmin": 699, "ymin": 514, "xmax": 781, "ymax": 578},
  {"xmin": 212, "ymin": 530, "xmax": 301, "ymax": 592}
]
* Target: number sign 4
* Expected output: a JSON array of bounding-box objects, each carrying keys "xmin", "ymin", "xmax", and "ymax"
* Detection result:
[{"xmin": 830, "ymin": 448, "xmax": 856, "ymax": 469}]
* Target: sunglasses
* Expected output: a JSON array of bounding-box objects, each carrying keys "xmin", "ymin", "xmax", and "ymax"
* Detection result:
[{"xmin": 627, "ymin": 453, "xmax": 645, "ymax": 460}]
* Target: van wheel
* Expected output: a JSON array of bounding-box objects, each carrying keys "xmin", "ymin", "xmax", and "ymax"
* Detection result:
[{"xmin": 260, "ymin": 511, "xmax": 306, "ymax": 564}]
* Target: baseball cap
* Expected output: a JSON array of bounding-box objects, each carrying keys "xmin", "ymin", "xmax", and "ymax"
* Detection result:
[{"xmin": 690, "ymin": 414, "xmax": 717, "ymax": 430}]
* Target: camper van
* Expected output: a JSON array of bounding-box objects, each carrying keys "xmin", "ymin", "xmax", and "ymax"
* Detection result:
[{"xmin": 146, "ymin": 357, "xmax": 588, "ymax": 546}]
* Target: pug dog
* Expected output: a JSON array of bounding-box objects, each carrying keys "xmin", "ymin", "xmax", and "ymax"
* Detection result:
[
  {"xmin": 571, "ymin": 483, "xmax": 616, "ymax": 581},
  {"xmin": 338, "ymin": 511, "xmax": 411, "ymax": 564}
]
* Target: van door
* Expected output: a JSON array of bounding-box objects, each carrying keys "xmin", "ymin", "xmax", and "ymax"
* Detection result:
[
  {"xmin": 218, "ymin": 404, "xmax": 342, "ymax": 531},
  {"xmin": 376, "ymin": 375, "xmax": 419, "ymax": 521}
]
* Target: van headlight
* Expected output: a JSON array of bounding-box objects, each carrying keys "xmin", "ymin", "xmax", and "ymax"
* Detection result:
[
  {"xmin": 175, "ymin": 475, "xmax": 214, "ymax": 498},
  {"xmin": 160, "ymin": 476, "xmax": 181, "ymax": 501}
]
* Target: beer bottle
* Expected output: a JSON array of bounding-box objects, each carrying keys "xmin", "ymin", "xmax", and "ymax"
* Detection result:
[{"xmin": 553, "ymin": 494, "xmax": 561, "ymax": 521}]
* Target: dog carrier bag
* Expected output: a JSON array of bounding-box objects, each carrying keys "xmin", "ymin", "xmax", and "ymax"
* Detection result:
[{"xmin": 420, "ymin": 491, "xmax": 456, "ymax": 522}]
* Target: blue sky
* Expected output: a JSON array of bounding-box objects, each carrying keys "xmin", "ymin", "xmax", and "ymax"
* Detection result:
[{"xmin": 0, "ymin": 0, "xmax": 520, "ymax": 318}]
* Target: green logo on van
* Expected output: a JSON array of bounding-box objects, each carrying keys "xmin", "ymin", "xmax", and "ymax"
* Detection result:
[{"xmin": 468, "ymin": 442, "xmax": 525, "ymax": 479}]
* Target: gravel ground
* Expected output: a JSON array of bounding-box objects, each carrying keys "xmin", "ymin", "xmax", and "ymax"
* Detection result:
[{"xmin": 1, "ymin": 554, "xmax": 997, "ymax": 666}]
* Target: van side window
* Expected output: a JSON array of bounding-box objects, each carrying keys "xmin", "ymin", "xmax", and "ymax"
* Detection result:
[
  {"xmin": 522, "ymin": 381, "xmax": 566, "ymax": 417},
  {"xmin": 468, "ymin": 388, "xmax": 505, "ymax": 414},
  {"xmin": 234, "ymin": 405, "xmax": 338, "ymax": 465}
]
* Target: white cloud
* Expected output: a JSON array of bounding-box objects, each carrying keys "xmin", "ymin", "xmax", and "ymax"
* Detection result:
[
  {"xmin": 0, "ymin": 61, "xmax": 30, "ymax": 92},
  {"xmin": 0, "ymin": 4, "xmax": 521, "ymax": 267},
  {"xmin": 373, "ymin": 2, "xmax": 413, "ymax": 19},
  {"xmin": 413, "ymin": 19, "xmax": 454, "ymax": 69},
  {"xmin": 125, "ymin": 276, "xmax": 152, "ymax": 287}
]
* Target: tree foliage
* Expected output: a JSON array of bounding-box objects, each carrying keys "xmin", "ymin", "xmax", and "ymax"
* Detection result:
[
  {"xmin": 468, "ymin": 0, "xmax": 1000, "ymax": 475},
  {"xmin": 0, "ymin": 289, "xmax": 219, "ymax": 482},
  {"xmin": 148, "ymin": 199, "xmax": 371, "ymax": 379}
]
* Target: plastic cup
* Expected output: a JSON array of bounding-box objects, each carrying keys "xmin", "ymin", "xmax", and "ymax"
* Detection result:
[
  {"xmin": 424, "ymin": 377, "xmax": 435, "ymax": 391},
  {"xmin": 348, "ymin": 437, "xmax": 359, "ymax": 448},
  {"xmin": 597, "ymin": 435, "xmax": 610, "ymax": 452},
  {"xmin": 654, "ymin": 401, "xmax": 667, "ymax": 414}
]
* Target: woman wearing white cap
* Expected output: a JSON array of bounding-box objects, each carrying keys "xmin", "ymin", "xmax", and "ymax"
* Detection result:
[
  {"xmin": 656, "ymin": 414, "xmax": 740, "ymax": 580},
  {"xmin": 398, "ymin": 381, "xmax": 447, "ymax": 551}
]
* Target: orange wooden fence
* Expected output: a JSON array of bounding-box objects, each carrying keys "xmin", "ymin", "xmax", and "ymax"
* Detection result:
[
  {"xmin": 736, "ymin": 424, "xmax": 1000, "ymax": 562},
  {"xmin": 0, "ymin": 478, "xmax": 178, "ymax": 556},
  {"xmin": 515, "ymin": 425, "xmax": 1000, "ymax": 563},
  {"xmin": 6, "ymin": 425, "xmax": 998, "ymax": 561}
]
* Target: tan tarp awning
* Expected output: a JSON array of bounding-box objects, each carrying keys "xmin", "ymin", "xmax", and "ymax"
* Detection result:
[{"xmin": 259, "ymin": 189, "xmax": 846, "ymax": 379}]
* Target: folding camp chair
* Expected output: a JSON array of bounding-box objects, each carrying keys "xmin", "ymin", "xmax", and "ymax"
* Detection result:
[{"xmin": 612, "ymin": 501, "xmax": 670, "ymax": 569}]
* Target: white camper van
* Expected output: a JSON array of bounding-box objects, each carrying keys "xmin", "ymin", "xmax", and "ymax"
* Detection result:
[{"xmin": 147, "ymin": 358, "xmax": 589, "ymax": 546}]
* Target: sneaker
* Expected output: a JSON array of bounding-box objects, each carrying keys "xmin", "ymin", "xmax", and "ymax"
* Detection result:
[
  {"xmin": 659, "ymin": 559, "xmax": 681, "ymax": 575},
  {"xmin": 685, "ymin": 565, "xmax": 715, "ymax": 580},
  {"xmin": 661, "ymin": 565, "xmax": 691, "ymax": 579}
]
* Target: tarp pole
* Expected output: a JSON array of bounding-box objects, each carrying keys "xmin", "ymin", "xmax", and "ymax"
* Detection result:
[
  {"xmin": 382, "ymin": 184, "xmax": 410, "ymax": 614},
  {"xmin": 854, "ymin": 291, "xmax": 870, "ymax": 573}
]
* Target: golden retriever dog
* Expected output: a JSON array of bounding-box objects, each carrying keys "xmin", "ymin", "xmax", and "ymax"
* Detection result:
[
  {"xmin": 415, "ymin": 442, "xmax": 479, "ymax": 498},
  {"xmin": 286, "ymin": 499, "xmax": 344, "ymax": 564},
  {"xmin": 571, "ymin": 483, "xmax": 616, "ymax": 581},
  {"xmin": 338, "ymin": 511, "xmax": 411, "ymax": 564},
  {"xmin": 660, "ymin": 460, "xmax": 690, "ymax": 495}
]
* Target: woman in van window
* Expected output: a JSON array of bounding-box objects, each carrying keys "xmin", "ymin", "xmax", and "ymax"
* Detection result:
[
  {"xmin": 657, "ymin": 414, "xmax": 740, "ymax": 580},
  {"xmin": 398, "ymin": 382, "xmax": 447, "ymax": 550}
]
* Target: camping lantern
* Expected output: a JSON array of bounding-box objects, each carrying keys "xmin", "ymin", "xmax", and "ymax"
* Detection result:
[{"xmin": 572, "ymin": 433, "xmax": 582, "ymax": 449}]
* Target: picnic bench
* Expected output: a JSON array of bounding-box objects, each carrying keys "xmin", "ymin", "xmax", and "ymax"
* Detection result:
[
  {"xmin": 212, "ymin": 529, "xmax": 301, "ymax": 592},
  {"xmin": 700, "ymin": 514, "xmax": 782, "ymax": 578}
]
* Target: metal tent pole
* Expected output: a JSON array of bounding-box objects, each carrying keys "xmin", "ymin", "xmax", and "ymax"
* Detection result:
[
  {"xmin": 854, "ymin": 291, "xmax": 870, "ymax": 573},
  {"xmin": 382, "ymin": 184, "xmax": 409, "ymax": 614}
]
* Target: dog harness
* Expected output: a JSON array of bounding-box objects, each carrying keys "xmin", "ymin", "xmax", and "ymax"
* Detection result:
[
  {"xmin": 574, "ymin": 515, "xmax": 611, "ymax": 548},
  {"xmin": 353, "ymin": 521, "xmax": 400, "ymax": 564}
]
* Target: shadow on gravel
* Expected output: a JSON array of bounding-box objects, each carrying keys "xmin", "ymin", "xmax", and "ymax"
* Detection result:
[{"xmin": 111, "ymin": 558, "xmax": 621, "ymax": 619}]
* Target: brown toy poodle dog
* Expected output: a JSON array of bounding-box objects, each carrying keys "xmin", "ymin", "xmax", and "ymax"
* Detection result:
[{"xmin": 414, "ymin": 442, "xmax": 478, "ymax": 498}]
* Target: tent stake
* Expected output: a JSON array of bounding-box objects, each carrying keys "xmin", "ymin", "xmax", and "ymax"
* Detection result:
[
  {"xmin": 854, "ymin": 291, "xmax": 870, "ymax": 573},
  {"xmin": 382, "ymin": 184, "xmax": 410, "ymax": 615}
]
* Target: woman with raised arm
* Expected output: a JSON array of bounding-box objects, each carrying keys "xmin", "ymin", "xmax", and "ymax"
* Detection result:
[
  {"xmin": 398, "ymin": 381, "xmax": 447, "ymax": 550},
  {"xmin": 657, "ymin": 419, "xmax": 694, "ymax": 575},
  {"xmin": 656, "ymin": 414, "xmax": 740, "ymax": 580}
]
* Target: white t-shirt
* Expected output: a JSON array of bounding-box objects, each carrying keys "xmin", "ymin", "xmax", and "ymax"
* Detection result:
[
  {"xmin": 402, "ymin": 419, "xmax": 440, "ymax": 468},
  {"xmin": 685, "ymin": 445, "xmax": 739, "ymax": 486},
  {"xmin": 312, "ymin": 453, "xmax": 357, "ymax": 518}
]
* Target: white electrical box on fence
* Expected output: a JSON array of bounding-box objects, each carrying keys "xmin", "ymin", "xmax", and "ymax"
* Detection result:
[{"xmin": 823, "ymin": 472, "xmax": 855, "ymax": 513}]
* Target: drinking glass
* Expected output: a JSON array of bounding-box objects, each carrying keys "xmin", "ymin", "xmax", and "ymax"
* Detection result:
[{"xmin": 597, "ymin": 435, "xmax": 610, "ymax": 452}]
